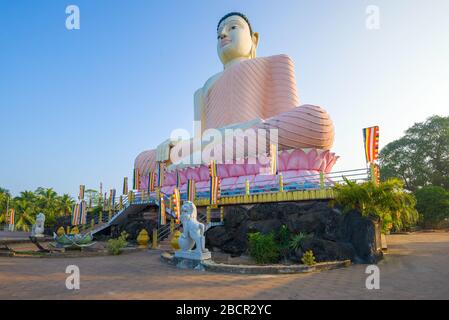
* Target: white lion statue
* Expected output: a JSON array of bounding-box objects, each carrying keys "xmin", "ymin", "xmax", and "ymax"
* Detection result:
[
  {"xmin": 31, "ymin": 213, "xmax": 45, "ymax": 237},
  {"xmin": 177, "ymin": 201, "xmax": 209, "ymax": 257}
]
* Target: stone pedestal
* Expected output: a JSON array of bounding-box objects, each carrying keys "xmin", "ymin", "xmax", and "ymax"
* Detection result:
[{"xmin": 174, "ymin": 250, "xmax": 212, "ymax": 271}]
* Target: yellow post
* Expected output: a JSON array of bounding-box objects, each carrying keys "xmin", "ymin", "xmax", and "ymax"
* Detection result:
[
  {"xmin": 170, "ymin": 219, "xmax": 174, "ymax": 236},
  {"xmin": 220, "ymin": 206, "xmax": 224, "ymax": 222},
  {"xmin": 320, "ymin": 171, "xmax": 325, "ymax": 189},
  {"xmin": 206, "ymin": 206, "xmax": 211, "ymax": 224},
  {"xmin": 91, "ymin": 218, "xmax": 95, "ymax": 229},
  {"xmin": 278, "ymin": 174, "xmax": 284, "ymax": 192},
  {"xmin": 108, "ymin": 209, "xmax": 112, "ymax": 221},
  {"xmin": 66, "ymin": 226, "xmax": 71, "ymax": 234},
  {"xmin": 119, "ymin": 195, "xmax": 123, "ymax": 210},
  {"xmin": 99, "ymin": 211, "xmax": 102, "ymax": 223},
  {"xmin": 152, "ymin": 228, "xmax": 158, "ymax": 249},
  {"xmin": 245, "ymin": 179, "xmax": 250, "ymax": 195}
]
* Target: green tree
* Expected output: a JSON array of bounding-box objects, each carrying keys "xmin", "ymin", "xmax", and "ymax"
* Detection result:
[
  {"xmin": 332, "ymin": 178, "xmax": 418, "ymax": 233},
  {"xmin": 380, "ymin": 115, "xmax": 449, "ymax": 191},
  {"xmin": 414, "ymin": 186, "xmax": 449, "ymax": 228}
]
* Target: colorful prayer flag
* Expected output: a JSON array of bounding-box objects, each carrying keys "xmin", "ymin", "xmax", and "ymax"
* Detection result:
[
  {"xmin": 187, "ymin": 179, "xmax": 196, "ymax": 202},
  {"xmin": 210, "ymin": 176, "xmax": 221, "ymax": 205},
  {"xmin": 209, "ymin": 160, "xmax": 218, "ymax": 177},
  {"xmin": 363, "ymin": 126, "xmax": 379, "ymax": 164},
  {"xmin": 79, "ymin": 201, "xmax": 87, "ymax": 225}
]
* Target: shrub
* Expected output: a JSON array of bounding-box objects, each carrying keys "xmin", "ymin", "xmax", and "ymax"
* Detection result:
[
  {"xmin": 107, "ymin": 231, "xmax": 128, "ymax": 255},
  {"xmin": 248, "ymin": 232, "xmax": 280, "ymax": 264},
  {"xmin": 289, "ymin": 232, "xmax": 310, "ymax": 251},
  {"xmin": 332, "ymin": 177, "xmax": 418, "ymax": 233},
  {"xmin": 277, "ymin": 225, "xmax": 291, "ymax": 261},
  {"xmin": 301, "ymin": 250, "xmax": 316, "ymax": 266},
  {"xmin": 414, "ymin": 186, "xmax": 449, "ymax": 229}
]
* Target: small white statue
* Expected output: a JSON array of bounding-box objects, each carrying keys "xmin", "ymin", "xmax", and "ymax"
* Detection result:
[
  {"xmin": 31, "ymin": 213, "xmax": 45, "ymax": 238},
  {"xmin": 175, "ymin": 201, "xmax": 210, "ymax": 260}
]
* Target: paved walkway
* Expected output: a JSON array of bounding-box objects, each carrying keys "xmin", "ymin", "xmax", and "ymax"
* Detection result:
[{"xmin": 0, "ymin": 232, "xmax": 448, "ymax": 299}]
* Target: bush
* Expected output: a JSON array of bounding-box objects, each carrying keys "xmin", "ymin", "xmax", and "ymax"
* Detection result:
[
  {"xmin": 289, "ymin": 232, "xmax": 310, "ymax": 251},
  {"xmin": 277, "ymin": 225, "xmax": 291, "ymax": 261},
  {"xmin": 414, "ymin": 186, "xmax": 449, "ymax": 229},
  {"xmin": 332, "ymin": 178, "xmax": 418, "ymax": 233},
  {"xmin": 248, "ymin": 232, "xmax": 280, "ymax": 264},
  {"xmin": 107, "ymin": 231, "xmax": 128, "ymax": 255},
  {"xmin": 301, "ymin": 250, "xmax": 316, "ymax": 266}
]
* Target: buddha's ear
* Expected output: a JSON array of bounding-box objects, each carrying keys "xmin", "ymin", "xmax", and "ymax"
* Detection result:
[{"xmin": 251, "ymin": 32, "xmax": 259, "ymax": 58}]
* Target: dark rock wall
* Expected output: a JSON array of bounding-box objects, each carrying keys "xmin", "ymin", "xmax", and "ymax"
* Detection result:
[{"xmin": 206, "ymin": 201, "xmax": 382, "ymax": 264}]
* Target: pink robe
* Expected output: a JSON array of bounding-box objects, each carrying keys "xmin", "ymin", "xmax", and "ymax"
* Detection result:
[{"xmin": 135, "ymin": 54, "xmax": 335, "ymax": 176}]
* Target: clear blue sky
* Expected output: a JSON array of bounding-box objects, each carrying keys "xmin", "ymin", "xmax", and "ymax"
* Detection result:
[{"xmin": 1, "ymin": 0, "xmax": 448, "ymax": 197}]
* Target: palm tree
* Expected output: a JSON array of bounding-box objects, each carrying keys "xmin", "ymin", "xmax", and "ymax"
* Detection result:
[
  {"xmin": 12, "ymin": 198, "xmax": 36, "ymax": 232},
  {"xmin": 57, "ymin": 194, "xmax": 75, "ymax": 217}
]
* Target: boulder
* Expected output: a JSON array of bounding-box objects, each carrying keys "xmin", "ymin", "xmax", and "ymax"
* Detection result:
[
  {"xmin": 338, "ymin": 210, "xmax": 382, "ymax": 263},
  {"xmin": 301, "ymin": 238, "xmax": 355, "ymax": 262},
  {"xmin": 206, "ymin": 226, "xmax": 233, "ymax": 248},
  {"xmin": 224, "ymin": 206, "xmax": 249, "ymax": 230},
  {"xmin": 205, "ymin": 201, "xmax": 382, "ymax": 264}
]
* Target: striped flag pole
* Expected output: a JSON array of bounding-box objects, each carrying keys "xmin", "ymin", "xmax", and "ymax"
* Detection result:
[
  {"xmin": 363, "ymin": 126, "xmax": 380, "ymax": 184},
  {"xmin": 80, "ymin": 201, "xmax": 87, "ymax": 225},
  {"xmin": 173, "ymin": 188, "xmax": 181, "ymax": 223},
  {"xmin": 210, "ymin": 176, "xmax": 221, "ymax": 206},
  {"xmin": 187, "ymin": 179, "xmax": 196, "ymax": 202}
]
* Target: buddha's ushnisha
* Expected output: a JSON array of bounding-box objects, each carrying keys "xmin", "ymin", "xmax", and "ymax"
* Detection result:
[{"xmin": 135, "ymin": 12, "xmax": 335, "ymax": 175}]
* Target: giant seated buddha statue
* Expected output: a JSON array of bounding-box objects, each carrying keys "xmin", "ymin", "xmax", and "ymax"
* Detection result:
[{"xmin": 135, "ymin": 12, "xmax": 337, "ymax": 190}]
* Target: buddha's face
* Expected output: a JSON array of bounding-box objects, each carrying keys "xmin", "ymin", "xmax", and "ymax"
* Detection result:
[{"xmin": 217, "ymin": 15, "xmax": 259, "ymax": 65}]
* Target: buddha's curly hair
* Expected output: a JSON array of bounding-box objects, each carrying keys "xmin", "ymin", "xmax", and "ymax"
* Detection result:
[{"xmin": 217, "ymin": 12, "xmax": 253, "ymax": 35}]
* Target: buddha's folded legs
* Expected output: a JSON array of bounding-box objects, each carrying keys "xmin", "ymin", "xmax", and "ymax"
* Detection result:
[{"xmin": 255, "ymin": 104, "xmax": 335, "ymax": 151}]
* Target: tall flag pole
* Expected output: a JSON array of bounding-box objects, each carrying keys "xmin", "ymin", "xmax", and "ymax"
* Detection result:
[
  {"xmin": 363, "ymin": 126, "xmax": 380, "ymax": 184},
  {"xmin": 123, "ymin": 177, "xmax": 128, "ymax": 195}
]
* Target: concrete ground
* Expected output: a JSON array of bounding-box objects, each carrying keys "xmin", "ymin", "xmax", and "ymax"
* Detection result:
[{"xmin": 0, "ymin": 231, "xmax": 448, "ymax": 300}]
